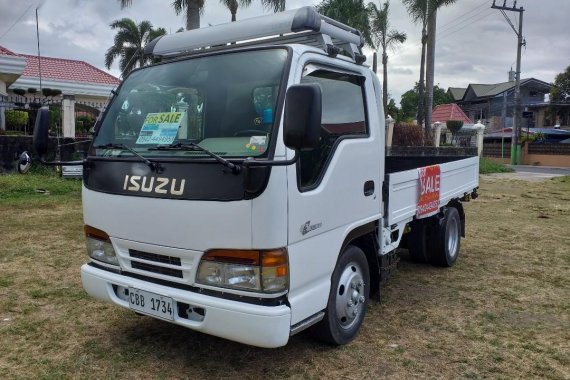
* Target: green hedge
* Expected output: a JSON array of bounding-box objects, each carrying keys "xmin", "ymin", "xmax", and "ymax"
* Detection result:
[{"xmin": 4, "ymin": 110, "xmax": 29, "ymax": 129}]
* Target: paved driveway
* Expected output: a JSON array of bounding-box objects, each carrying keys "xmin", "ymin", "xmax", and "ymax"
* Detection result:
[{"xmin": 486, "ymin": 165, "xmax": 570, "ymax": 181}]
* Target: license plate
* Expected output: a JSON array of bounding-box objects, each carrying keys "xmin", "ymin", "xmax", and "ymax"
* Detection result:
[{"xmin": 128, "ymin": 288, "xmax": 174, "ymax": 320}]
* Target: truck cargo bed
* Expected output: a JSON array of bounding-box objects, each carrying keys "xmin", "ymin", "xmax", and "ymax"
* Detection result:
[{"xmin": 385, "ymin": 156, "xmax": 479, "ymax": 226}]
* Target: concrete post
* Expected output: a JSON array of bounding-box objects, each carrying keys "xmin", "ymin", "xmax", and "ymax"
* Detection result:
[
  {"xmin": 433, "ymin": 121, "xmax": 442, "ymax": 147},
  {"xmin": 0, "ymin": 107, "xmax": 5, "ymax": 131},
  {"xmin": 386, "ymin": 115, "xmax": 394, "ymax": 147},
  {"xmin": 473, "ymin": 120, "xmax": 486, "ymax": 156},
  {"xmin": 62, "ymin": 94, "xmax": 76, "ymax": 138}
]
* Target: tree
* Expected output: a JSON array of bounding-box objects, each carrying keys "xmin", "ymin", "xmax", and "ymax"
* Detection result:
[
  {"xmin": 316, "ymin": 0, "xmax": 375, "ymax": 47},
  {"xmin": 104, "ymin": 18, "xmax": 167, "ymax": 77},
  {"xmin": 172, "ymin": 0, "xmax": 205, "ymax": 30},
  {"xmin": 550, "ymin": 65, "xmax": 570, "ymax": 125},
  {"xmin": 399, "ymin": 89, "xmax": 418, "ymax": 121},
  {"xmin": 550, "ymin": 65, "xmax": 570, "ymax": 103},
  {"xmin": 369, "ymin": 1, "xmax": 406, "ymax": 113},
  {"xmin": 424, "ymin": 0, "xmax": 457, "ymax": 132},
  {"xmin": 219, "ymin": 0, "xmax": 260, "ymax": 22},
  {"xmin": 118, "ymin": 0, "xmax": 285, "ymax": 30},
  {"xmin": 386, "ymin": 98, "xmax": 400, "ymax": 120},
  {"xmin": 399, "ymin": 83, "xmax": 450, "ymax": 122},
  {"xmin": 402, "ymin": 0, "xmax": 427, "ymax": 126}
]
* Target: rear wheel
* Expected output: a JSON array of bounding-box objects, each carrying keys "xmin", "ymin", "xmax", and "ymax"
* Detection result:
[
  {"xmin": 313, "ymin": 245, "xmax": 370, "ymax": 345},
  {"xmin": 430, "ymin": 207, "xmax": 461, "ymax": 267}
]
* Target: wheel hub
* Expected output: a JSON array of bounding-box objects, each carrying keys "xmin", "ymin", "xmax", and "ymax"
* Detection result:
[{"xmin": 447, "ymin": 215, "xmax": 460, "ymax": 258}]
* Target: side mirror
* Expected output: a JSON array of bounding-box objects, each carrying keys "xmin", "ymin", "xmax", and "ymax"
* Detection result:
[
  {"xmin": 283, "ymin": 83, "xmax": 322, "ymax": 151},
  {"xmin": 33, "ymin": 106, "xmax": 50, "ymax": 156},
  {"xmin": 17, "ymin": 151, "xmax": 32, "ymax": 174}
]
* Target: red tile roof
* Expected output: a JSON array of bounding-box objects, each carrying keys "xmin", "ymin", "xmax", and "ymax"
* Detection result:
[
  {"xmin": 0, "ymin": 45, "xmax": 119, "ymax": 86},
  {"xmin": 0, "ymin": 46, "xmax": 17, "ymax": 56},
  {"xmin": 432, "ymin": 103, "xmax": 473, "ymax": 125}
]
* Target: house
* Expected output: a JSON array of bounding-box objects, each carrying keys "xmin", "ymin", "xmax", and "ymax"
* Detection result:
[
  {"xmin": 447, "ymin": 71, "xmax": 554, "ymax": 131},
  {"xmin": 0, "ymin": 45, "xmax": 120, "ymax": 135},
  {"xmin": 431, "ymin": 103, "xmax": 473, "ymax": 125}
]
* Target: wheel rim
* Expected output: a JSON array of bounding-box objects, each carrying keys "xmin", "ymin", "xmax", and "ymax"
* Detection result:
[
  {"xmin": 447, "ymin": 214, "xmax": 460, "ymax": 258},
  {"xmin": 335, "ymin": 261, "xmax": 366, "ymax": 330}
]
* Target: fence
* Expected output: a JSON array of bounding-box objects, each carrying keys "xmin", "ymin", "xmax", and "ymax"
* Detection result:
[
  {"xmin": 0, "ymin": 95, "xmax": 63, "ymax": 136},
  {"xmin": 0, "ymin": 135, "xmax": 91, "ymax": 173},
  {"xmin": 483, "ymin": 142, "xmax": 570, "ymax": 167}
]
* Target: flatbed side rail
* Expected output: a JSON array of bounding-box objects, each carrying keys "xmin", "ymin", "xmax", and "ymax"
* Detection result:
[{"xmin": 385, "ymin": 156, "xmax": 479, "ymax": 227}]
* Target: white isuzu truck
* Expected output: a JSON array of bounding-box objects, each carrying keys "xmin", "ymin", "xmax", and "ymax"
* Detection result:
[{"xmin": 27, "ymin": 7, "xmax": 479, "ymax": 348}]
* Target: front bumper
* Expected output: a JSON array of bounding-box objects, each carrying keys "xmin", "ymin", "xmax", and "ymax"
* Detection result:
[{"xmin": 81, "ymin": 263, "xmax": 291, "ymax": 348}]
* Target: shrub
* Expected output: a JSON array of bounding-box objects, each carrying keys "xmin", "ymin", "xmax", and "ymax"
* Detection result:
[
  {"xmin": 479, "ymin": 157, "xmax": 514, "ymax": 174},
  {"xmin": 446, "ymin": 120, "xmax": 464, "ymax": 145},
  {"xmin": 392, "ymin": 122, "xmax": 433, "ymax": 146},
  {"xmin": 12, "ymin": 88, "xmax": 26, "ymax": 96},
  {"xmin": 75, "ymin": 115, "xmax": 96, "ymax": 133},
  {"xmin": 446, "ymin": 120, "xmax": 464, "ymax": 133},
  {"xmin": 41, "ymin": 88, "xmax": 63, "ymax": 97},
  {"xmin": 5, "ymin": 110, "xmax": 29, "ymax": 130}
]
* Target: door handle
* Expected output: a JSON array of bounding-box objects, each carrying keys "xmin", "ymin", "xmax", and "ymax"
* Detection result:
[{"xmin": 363, "ymin": 180, "xmax": 375, "ymax": 196}]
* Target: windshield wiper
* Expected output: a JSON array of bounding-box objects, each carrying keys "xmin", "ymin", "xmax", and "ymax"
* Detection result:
[
  {"xmin": 149, "ymin": 142, "xmax": 240, "ymax": 174},
  {"xmin": 93, "ymin": 143, "xmax": 161, "ymax": 172}
]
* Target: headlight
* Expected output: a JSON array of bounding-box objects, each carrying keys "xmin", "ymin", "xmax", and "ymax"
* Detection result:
[
  {"xmin": 196, "ymin": 248, "xmax": 288, "ymax": 293},
  {"xmin": 84, "ymin": 225, "xmax": 119, "ymax": 266}
]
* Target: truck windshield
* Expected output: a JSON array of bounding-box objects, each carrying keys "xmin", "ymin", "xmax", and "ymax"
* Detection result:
[{"xmin": 92, "ymin": 49, "xmax": 288, "ymax": 159}]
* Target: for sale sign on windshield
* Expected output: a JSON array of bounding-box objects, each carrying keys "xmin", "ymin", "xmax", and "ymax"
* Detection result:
[
  {"xmin": 136, "ymin": 112, "xmax": 184, "ymax": 145},
  {"xmin": 417, "ymin": 165, "xmax": 441, "ymax": 217}
]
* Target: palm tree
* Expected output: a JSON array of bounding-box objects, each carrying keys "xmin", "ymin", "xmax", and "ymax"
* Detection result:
[
  {"xmin": 402, "ymin": 0, "xmax": 427, "ymax": 126},
  {"xmin": 118, "ymin": 0, "xmax": 285, "ymax": 30},
  {"xmin": 424, "ymin": 0, "xmax": 456, "ymax": 132},
  {"xmin": 316, "ymin": 0, "xmax": 375, "ymax": 47},
  {"xmin": 220, "ymin": 0, "xmax": 266, "ymax": 22},
  {"xmin": 369, "ymin": 1, "xmax": 407, "ymax": 112},
  {"xmin": 172, "ymin": 0, "xmax": 204, "ymax": 30},
  {"xmin": 104, "ymin": 18, "xmax": 167, "ymax": 77}
]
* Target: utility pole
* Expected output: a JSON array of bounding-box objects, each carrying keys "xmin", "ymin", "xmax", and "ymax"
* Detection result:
[{"xmin": 492, "ymin": 0, "xmax": 525, "ymax": 165}]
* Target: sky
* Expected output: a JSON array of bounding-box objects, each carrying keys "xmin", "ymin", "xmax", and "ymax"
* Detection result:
[{"xmin": 0, "ymin": 0, "xmax": 569, "ymax": 106}]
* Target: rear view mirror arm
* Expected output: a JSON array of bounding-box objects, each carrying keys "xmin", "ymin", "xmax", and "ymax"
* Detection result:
[{"xmin": 38, "ymin": 158, "xmax": 85, "ymax": 166}]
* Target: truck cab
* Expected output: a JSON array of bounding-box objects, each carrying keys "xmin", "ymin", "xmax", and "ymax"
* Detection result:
[{"xmin": 35, "ymin": 7, "xmax": 480, "ymax": 348}]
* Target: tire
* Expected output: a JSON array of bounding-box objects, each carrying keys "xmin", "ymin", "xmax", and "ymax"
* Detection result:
[
  {"xmin": 429, "ymin": 207, "xmax": 461, "ymax": 267},
  {"xmin": 408, "ymin": 219, "xmax": 431, "ymax": 263},
  {"xmin": 313, "ymin": 245, "xmax": 370, "ymax": 345}
]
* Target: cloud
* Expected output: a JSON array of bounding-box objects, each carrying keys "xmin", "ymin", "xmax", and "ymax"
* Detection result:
[
  {"xmin": 391, "ymin": 66, "xmax": 414, "ymax": 75},
  {"xmin": 0, "ymin": 0, "xmax": 568, "ymax": 107}
]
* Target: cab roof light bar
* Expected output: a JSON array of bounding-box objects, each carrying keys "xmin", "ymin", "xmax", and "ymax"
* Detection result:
[{"xmin": 145, "ymin": 6, "xmax": 365, "ymax": 63}]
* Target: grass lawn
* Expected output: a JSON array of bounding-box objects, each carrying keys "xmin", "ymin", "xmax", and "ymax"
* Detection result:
[
  {"xmin": 0, "ymin": 173, "xmax": 568, "ymax": 379},
  {"xmin": 479, "ymin": 157, "xmax": 514, "ymax": 174}
]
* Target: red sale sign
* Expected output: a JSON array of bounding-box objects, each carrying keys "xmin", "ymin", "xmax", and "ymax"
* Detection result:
[{"xmin": 417, "ymin": 165, "xmax": 441, "ymax": 217}]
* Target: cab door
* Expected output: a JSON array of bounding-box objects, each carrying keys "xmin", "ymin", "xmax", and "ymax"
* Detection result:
[{"xmin": 286, "ymin": 54, "xmax": 383, "ymax": 325}]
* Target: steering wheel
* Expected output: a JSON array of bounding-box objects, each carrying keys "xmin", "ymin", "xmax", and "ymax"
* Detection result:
[{"xmin": 233, "ymin": 129, "xmax": 268, "ymax": 137}]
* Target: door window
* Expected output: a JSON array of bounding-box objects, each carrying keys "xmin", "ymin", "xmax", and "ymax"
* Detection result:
[{"xmin": 298, "ymin": 68, "xmax": 368, "ymax": 189}]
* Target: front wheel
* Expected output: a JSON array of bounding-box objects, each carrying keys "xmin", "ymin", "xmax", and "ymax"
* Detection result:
[{"xmin": 313, "ymin": 245, "xmax": 370, "ymax": 345}]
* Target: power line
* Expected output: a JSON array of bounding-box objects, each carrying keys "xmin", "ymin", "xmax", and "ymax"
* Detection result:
[
  {"xmin": 0, "ymin": 2, "xmax": 35, "ymax": 41},
  {"xmin": 437, "ymin": 10, "xmax": 495, "ymax": 40},
  {"xmin": 437, "ymin": 0, "xmax": 490, "ymax": 32},
  {"xmin": 437, "ymin": 6, "xmax": 493, "ymax": 37}
]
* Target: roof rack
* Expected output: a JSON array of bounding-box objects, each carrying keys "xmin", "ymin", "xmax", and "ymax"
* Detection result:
[{"xmin": 145, "ymin": 7, "xmax": 366, "ymax": 64}]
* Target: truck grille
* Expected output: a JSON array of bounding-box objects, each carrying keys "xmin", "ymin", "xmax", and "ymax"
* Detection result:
[
  {"xmin": 129, "ymin": 250, "xmax": 181, "ymax": 266},
  {"xmin": 131, "ymin": 261, "xmax": 183, "ymax": 278},
  {"xmin": 128, "ymin": 249, "xmax": 184, "ymax": 279}
]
